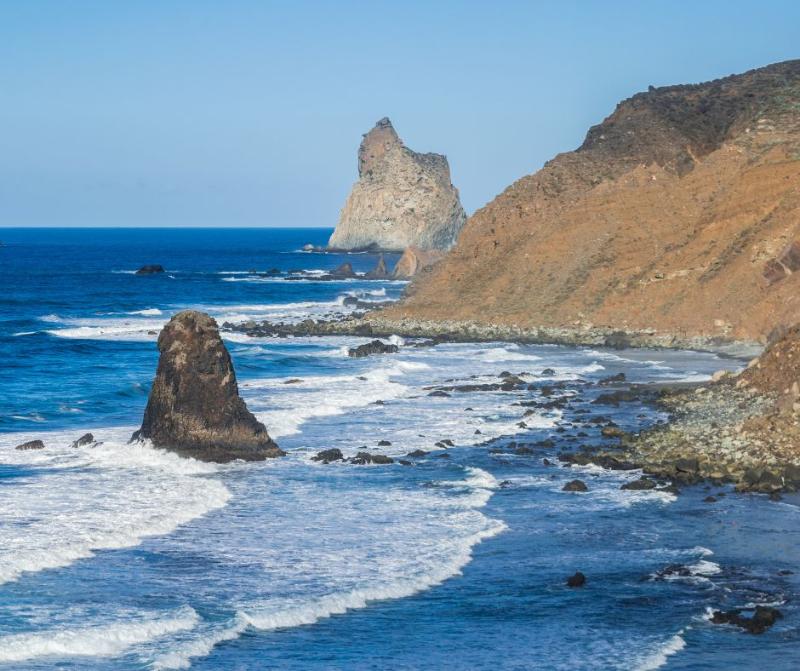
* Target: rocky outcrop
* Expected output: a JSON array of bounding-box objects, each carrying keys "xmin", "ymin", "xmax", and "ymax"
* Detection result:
[
  {"xmin": 347, "ymin": 339, "xmax": 399, "ymax": 358},
  {"xmin": 384, "ymin": 60, "xmax": 800, "ymax": 344},
  {"xmin": 365, "ymin": 254, "xmax": 389, "ymax": 279},
  {"xmin": 392, "ymin": 246, "xmax": 444, "ymax": 279},
  {"xmin": 329, "ymin": 118, "xmax": 467, "ymax": 252},
  {"xmin": 71, "ymin": 433, "xmax": 95, "ymax": 448},
  {"xmin": 132, "ymin": 310, "xmax": 283, "ymax": 462},
  {"xmin": 15, "ymin": 439, "xmax": 44, "ymax": 451}
]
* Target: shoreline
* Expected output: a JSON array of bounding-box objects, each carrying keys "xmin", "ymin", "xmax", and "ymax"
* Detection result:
[
  {"xmin": 223, "ymin": 313, "xmax": 800, "ymax": 496},
  {"xmin": 224, "ymin": 313, "xmax": 764, "ymax": 359}
]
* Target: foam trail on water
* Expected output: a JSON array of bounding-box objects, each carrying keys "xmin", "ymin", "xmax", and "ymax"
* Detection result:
[
  {"xmin": 0, "ymin": 429, "xmax": 229, "ymax": 584},
  {"xmin": 0, "ymin": 607, "xmax": 200, "ymax": 663},
  {"xmin": 634, "ymin": 631, "xmax": 686, "ymax": 670}
]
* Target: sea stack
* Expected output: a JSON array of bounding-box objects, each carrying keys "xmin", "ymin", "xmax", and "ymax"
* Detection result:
[
  {"xmin": 132, "ymin": 310, "xmax": 283, "ymax": 462},
  {"xmin": 328, "ymin": 117, "xmax": 467, "ymax": 252}
]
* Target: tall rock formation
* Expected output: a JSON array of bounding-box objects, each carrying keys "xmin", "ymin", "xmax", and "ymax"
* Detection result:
[
  {"xmin": 329, "ymin": 118, "xmax": 467, "ymax": 252},
  {"xmin": 132, "ymin": 310, "xmax": 283, "ymax": 462},
  {"xmin": 384, "ymin": 61, "xmax": 800, "ymax": 343}
]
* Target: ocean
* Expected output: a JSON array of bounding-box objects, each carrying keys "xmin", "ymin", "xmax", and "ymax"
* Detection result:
[{"xmin": 0, "ymin": 227, "xmax": 797, "ymax": 670}]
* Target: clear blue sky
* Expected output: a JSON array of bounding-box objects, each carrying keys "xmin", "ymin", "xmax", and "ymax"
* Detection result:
[{"xmin": 1, "ymin": 1, "xmax": 797, "ymax": 227}]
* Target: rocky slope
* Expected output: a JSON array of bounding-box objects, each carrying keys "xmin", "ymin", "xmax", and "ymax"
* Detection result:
[
  {"xmin": 391, "ymin": 246, "xmax": 444, "ymax": 279},
  {"xmin": 132, "ymin": 310, "xmax": 283, "ymax": 462},
  {"xmin": 618, "ymin": 325, "xmax": 800, "ymax": 493},
  {"xmin": 329, "ymin": 118, "xmax": 467, "ymax": 252},
  {"xmin": 383, "ymin": 61, "xmax": 800, "ymax": 344}
]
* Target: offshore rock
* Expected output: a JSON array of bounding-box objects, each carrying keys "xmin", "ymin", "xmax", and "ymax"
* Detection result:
[
  {"xmin": 348, "ymin": 339, "xmax": 399, "ymax": 358},
  {"xmin": 135, "ymin": 265, "xmax": 165, "ymax": 275},
  {"xmin": 329, "ymin": 118, "xmax": 466, "ymax": 252},
  {"xmin": 365, "ymin": 254, "xmax": 390, "ymax": 279},
  {"xmin": 132, "ymin": 310, "xmax": 283, "ymax": 462},
  {"xmin": 15, "ymin": 439, "xmax": 44, "ymax": 451}
]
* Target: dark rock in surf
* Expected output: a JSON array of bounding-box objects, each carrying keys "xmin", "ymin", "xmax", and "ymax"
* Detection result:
[
  {"xmin": 349, "ymin": 451, "xmax": 394, "ymax": 465},
  {"xmin": 562, "ymin": 479, "xmax": 588, "ymax": 492},
  {"xmin": 312, "ymin": 448, "xmax": 344, "ymax": 463},
  {"xmin": 710, "ymin": 606, "xmax": 782, "ymax": 634},
  {"xmin": 15, "ymin": 439, "xmax": 44, "ymax": 451},
  {"xmin": 135, "ymin": 265, "xmax": 165, "ymax": 275},
  {"xmin": 348, "ymin": 339, "xmax": 399, "ymax": 358},
  {"xmin": 621, "ymin": 477, "xmax": 657, "ymax": 490},
  {"xmin": 71, "ymin": 433, "xmax": 95, "ymax": 448},
  {"xmin": 131, "ymin": 310, "xmax": 283, "ymax": 462}
]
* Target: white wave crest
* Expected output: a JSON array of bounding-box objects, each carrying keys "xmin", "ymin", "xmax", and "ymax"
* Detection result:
[{"xmin": 0, "ymin": 607, "xmax": 200, "ymax": 663}]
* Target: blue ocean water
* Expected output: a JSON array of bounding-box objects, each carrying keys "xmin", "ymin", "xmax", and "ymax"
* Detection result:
[{"xmin": 0, "ymin": 228, "xmax": 797, "ymax": 670}]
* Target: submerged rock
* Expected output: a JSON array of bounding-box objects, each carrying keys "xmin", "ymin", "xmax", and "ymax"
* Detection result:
[
  {"xmin": 135, "ymin": 265, "xmax": 165, "ymax": 275},
  {"xmin": 15, "ymin": 439, "xmax": 44, "ymax": 451},
  {"xmin": 132, "ymin": 310, "xmax": 283, "ymax": 462},
  {"xmin": 566, "ymin": 571, "xmax": 586, "ymax": 587}
]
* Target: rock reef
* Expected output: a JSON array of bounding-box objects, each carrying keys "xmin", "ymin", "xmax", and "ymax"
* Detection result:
[
  {"xmin": 132, "ymin": 310, "xmax": 283, "ymax": 462},
  {"xmin": 329, "ymin": 118, "xmax": 466, "ymax": 252}
]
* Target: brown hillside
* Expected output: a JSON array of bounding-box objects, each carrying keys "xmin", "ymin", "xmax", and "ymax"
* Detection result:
[{"xmin": 383, "ymin": 60, "xmax": 800, "ymax": 343}]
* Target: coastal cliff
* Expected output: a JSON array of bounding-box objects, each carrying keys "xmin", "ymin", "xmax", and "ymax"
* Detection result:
[
  {"xmin": 133, "ymin": 310, "xmax": 283, "ymax": 462},
  {"xmin": 383, "ymin": 60, "xmax": 800, "ymax": 344},
  {"xmin": 329, "ymin": 118, "xmax": 467, "ymax": 252}
]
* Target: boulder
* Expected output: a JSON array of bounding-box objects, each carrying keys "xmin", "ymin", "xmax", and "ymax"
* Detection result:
[
  {"xmin": 15, "ymin": 439, "xmax": 44, "ymax": 451},
  {"xmin": 562, "ymin": 479, "xmax": 588, "ymax": 492},
  {"xmin": 135, "ymin": 265, "xmax": 165, "ymax": 275},
  {"xmin": 71, "ymin": 433, "xmax": 95, "ymax": 448},
  {"xmin": 312, "ymin": 448, "xmax": 344, "ymax": 463},
  {"xmin": 621, "ymin": 477, "xmax": 657, "ymax": 490},
  {"xmin": 347, "ymin": 339, "xmax": 399, "ymax": 358},
  {"xmin": 407, "ymin": 449, "xmax": 429, "ymax": 458},
  {"xmin": 131, "ymin": 310, "xmax": 283, "ymax": 462}
]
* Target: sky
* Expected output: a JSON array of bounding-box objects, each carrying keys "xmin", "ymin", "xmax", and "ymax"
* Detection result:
[{"xmin": 0, "ymin": 1, "xmax": 798, "ymax": 228}]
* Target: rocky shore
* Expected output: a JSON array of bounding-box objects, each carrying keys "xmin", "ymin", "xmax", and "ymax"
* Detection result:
[
  {"xmin": 223, "ymin": 314, "xmax": 762, "ymax": 357},
  {"xmin": 614, "ymin": 327, "xmax": 800, "ymax": 494},
  {"xmin": 222, "ymin": 310, "xmax": 800, "ymax": 495}
]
